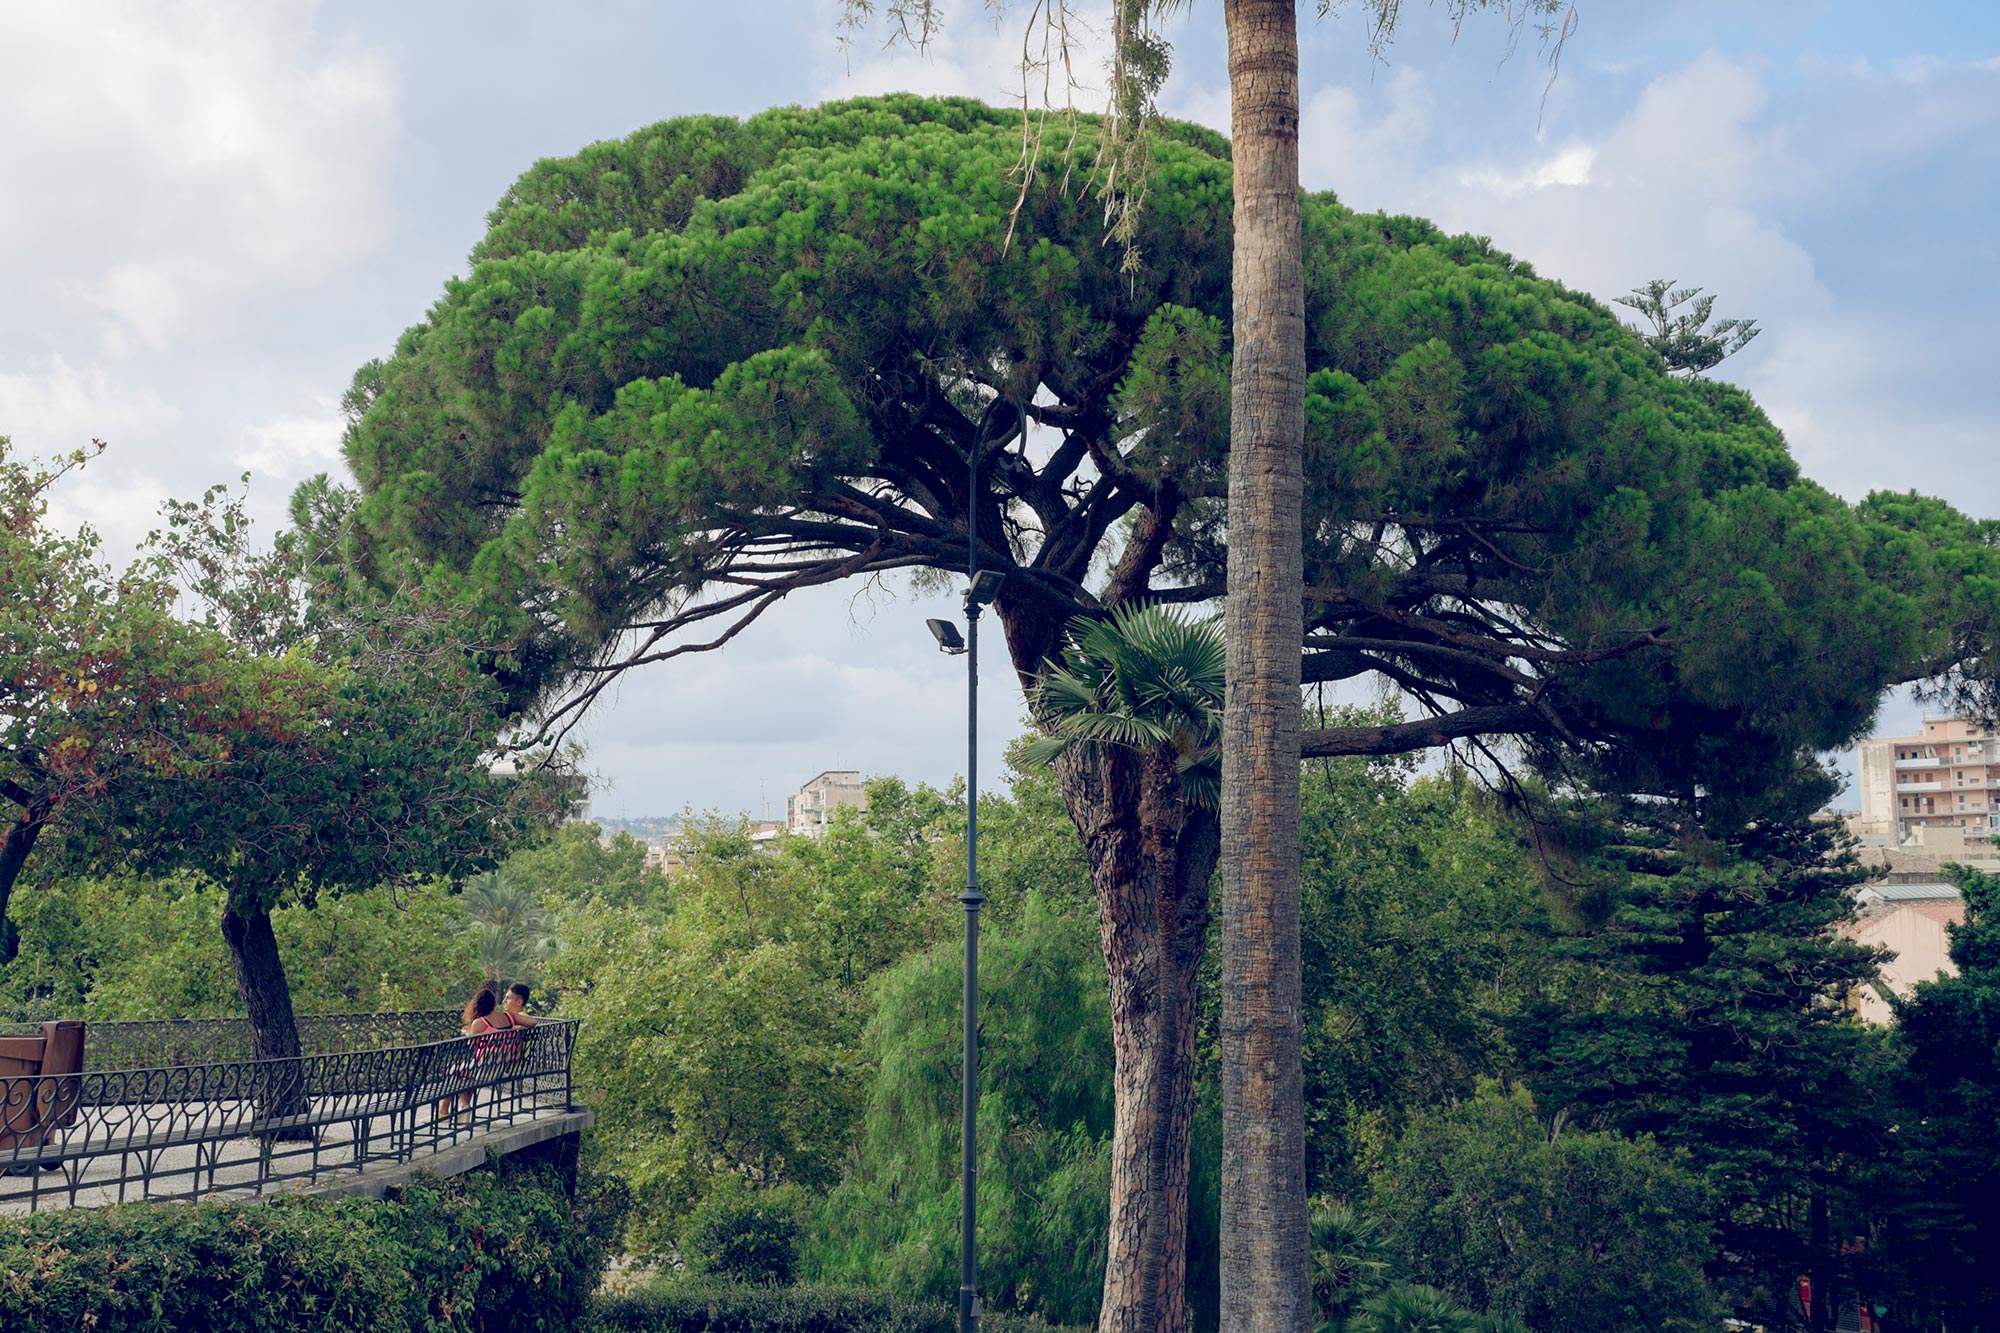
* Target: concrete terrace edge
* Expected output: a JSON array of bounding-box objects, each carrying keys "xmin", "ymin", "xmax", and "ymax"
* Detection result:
[{"xmin": 293, "ymin": 1109, "xmax": 594, "ymax": 1202}]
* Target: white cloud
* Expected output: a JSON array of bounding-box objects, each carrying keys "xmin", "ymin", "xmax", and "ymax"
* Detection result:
[
  {"xmin": 818, "ymin": 6, "xmax": 1121, "ymax": 114},
  {"xmin": 1457, "ymin": 143, "xmax": 1594, "ymax": 195},
  {"xmin": 0, "ymin": 355, "xmax": 176, "ymax": 452},
  {"xmin": 0, "ymin": 2, "xmax": 398, "ymax": 351},
  {"xmin": 0, "ymin": 353, "xmax": 180, "ymax": 559},
  {"xmin": 235, "ymin": 404, "xmax": 346, "ymax": 478}
]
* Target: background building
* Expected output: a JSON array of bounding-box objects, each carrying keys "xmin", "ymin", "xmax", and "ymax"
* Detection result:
[
  {"xmin": 1842, "ymin": 881, "xmax": 1966, "ymax": 1025},
  {"xmin": 786, "ymin": 770, "xmax": 867, "ymax": 839},
  {"xmin": 1857, "ymin": 717, "xmax": 2000, "ymax": 840}
]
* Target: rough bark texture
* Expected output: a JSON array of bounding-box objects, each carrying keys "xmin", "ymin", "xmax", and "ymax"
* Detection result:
[
  {"xmin": 1220, "ymin": 4, "xmax": 1310, "ymax": 1333},
  {"xmin": 1061, "ymin": 745, "xmax": 1220, "ymax": 1333},
  {"xmin": 220, "ymin": 901, "xmax": 309, "ymax": 1124}
]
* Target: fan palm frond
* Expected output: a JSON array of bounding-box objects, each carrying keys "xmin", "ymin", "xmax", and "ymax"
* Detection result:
[
  {"xmin": 1029, "ymin": 603, "xmax": 1224, "ymax": 808},
  {"xmin": 1350, "ymin": 1283, "xmax": 1481, "ymax": 1333}
]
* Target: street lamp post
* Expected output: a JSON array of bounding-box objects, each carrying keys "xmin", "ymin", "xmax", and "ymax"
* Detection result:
[{"xmin": 928, "ymin": 399, "xmax": 1016, "ymax": 1333}]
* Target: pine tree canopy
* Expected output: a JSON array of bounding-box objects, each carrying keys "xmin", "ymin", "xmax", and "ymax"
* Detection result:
[{"xmin": 337, "ymin": 95, "xmax": 1998, "ymax": 802}]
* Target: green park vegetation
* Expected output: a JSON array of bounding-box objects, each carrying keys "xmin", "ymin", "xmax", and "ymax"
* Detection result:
[
  {"xmin": 0, "ymin": 1163, "xmax": 616, "ymax": 1333},
  {"xmin": 4, "ymin": 92, "xmax": 2000, "ymax": 1332}
]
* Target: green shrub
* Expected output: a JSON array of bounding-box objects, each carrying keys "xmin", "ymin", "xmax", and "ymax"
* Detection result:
[
  {"xmin": 0, "ymin": 1166, "xmax": 610, "ymax": 1333},
  {"xmin": 1370, "ymin": 1083, "xmax": 1721, "ymax": 1333},
  {"xmin": 681, "ymin": 1182, "xmax": 802, "ymax": 1284},
  {"xmin": 587, "ymin": 1277, "xmax": 1084, "ymax": 1333}
]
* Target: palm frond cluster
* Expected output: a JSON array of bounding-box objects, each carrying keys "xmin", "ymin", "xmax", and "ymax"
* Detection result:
[
  {"xmin": 1023, "ymin": 604, "xmax": 1225, "ymax": 808},
  {"xmin": 461, "ymin": 867, "xmax": 556, "ymax": 986}
]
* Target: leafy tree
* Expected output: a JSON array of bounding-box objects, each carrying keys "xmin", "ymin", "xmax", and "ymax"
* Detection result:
[
  {"xmin": 681, "ymin": 1177, "xmax": 806, "ymax": 1285},
  {"xmin": 1297, "ymin": 748, "xmax": 1549, "ymax": 1197},
  {"xmin": 1877, "ymin": 862, "xmax": 2000, "ymax": 1327},
  {"xmin": 48, "ymin": 481, "xmax": 569, "ymax": 1068},
  {"xmin": 0, "ymin": 873, "xmax": 479, "ymax": 1023},
  {"xmin": 1370, "ymin": 1082, "xmax": 1722, "ymax": 1333},
  {"xmin": 1615, "ymin": 278, "xmax": 1762, "ymax": 378},
  {"xmin": 545, "ymin": 816, "xmax": 874, "ymax": 1252},
  {"xmin": 461, "ymin": 866, "xmax": 558, "ymax": 986},
  {"xmin": 1509, "ymin": 795, "xmax": 1897, "ymax": 1327},
  {"xmin": 1344, "ymin": 1284, "xmax": 1481, "ymax": 1333},
  {"xmin": 336, "ymin": 97, "xmax": 1989, "ymax": 1333},
  {"xmin": 803, "ymin": 897, "xmax": 1119, "ymax": 1327},
  {"xmin": 1308, "ymin": 1203, "xmax": 1395, "ymax": 1330},
  {"xmin": 775, "ymin": 777, "xmax": 957, "ymax": 987},
  {"xmin": 500, "ymin": 821, "xmax": 662, "ymax": 913},
  {"xmin": 0, "ymin": 441, "xmax": 278, "ymax": 957}
]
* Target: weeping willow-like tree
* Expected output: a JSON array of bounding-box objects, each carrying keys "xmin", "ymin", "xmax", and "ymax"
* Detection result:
[{"xmin": 332, "ymin": 97, "xmax": 1997, "ymax": 1332}]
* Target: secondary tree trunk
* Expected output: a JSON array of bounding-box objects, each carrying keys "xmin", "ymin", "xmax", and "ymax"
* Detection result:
[
  {"xmin": 1061, "ymin": 745, "xmax": 1220, "ymax": 1333},
  {"xmin": 220, "ymin": 898, "xmax": 309, "ymax": 1125},
  {"xmin": 0, "ymin": 802, "xmax": 49, "ymax": 963},
  {"xmin": 1220, "ymin": 4, "xmax": 1310, "ymax": 1333}
]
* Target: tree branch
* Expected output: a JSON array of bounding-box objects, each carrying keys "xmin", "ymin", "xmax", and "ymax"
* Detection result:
[{"xmin": 1301, "ymin": 704, "xmax": 1557, "ymax": 758}]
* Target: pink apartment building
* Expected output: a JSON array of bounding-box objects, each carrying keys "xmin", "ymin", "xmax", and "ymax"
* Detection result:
[{"xmin": 1858, "ymin": 717, "xmax": 2000, "ymax": 839}]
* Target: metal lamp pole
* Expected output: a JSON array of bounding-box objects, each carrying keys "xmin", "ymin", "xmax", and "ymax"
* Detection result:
[
  {"xmin": 960, "ymin": 489, "xmax": 983, "ymax": 1333},
  {"xmin": 928, "ymin": 399, "xmax": 1014, "ymax": 1333}
]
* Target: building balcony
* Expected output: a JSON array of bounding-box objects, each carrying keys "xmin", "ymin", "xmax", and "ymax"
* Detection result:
[
  {"xmin": 1897, "ymin": 781, "xmax": 1944, "ymax": 793},
  {"xmin": 1894, "ymin": 756, "xmax": 1943, "ymax": 769}
]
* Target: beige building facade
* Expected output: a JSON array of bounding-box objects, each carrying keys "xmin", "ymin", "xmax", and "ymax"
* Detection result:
[
  {"xmin": 1857, "ymin": 716, "xmax": 2000, "ymax": 841},
  {"xmin": 786, "ymin": 770, "xmax": 867, "ymax": 839},
  {"xmin": 1842, "ymin": 882, "xmax": 1965, "ymax": 1025}
]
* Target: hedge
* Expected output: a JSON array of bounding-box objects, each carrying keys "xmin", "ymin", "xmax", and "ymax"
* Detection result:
[
  {"xmin": 587, "ymin": 1278, "xmax": 1087, "ymax": 1333},
  {"xmin": 0, "ymin": 1165, "xmax": 615, "ymax": 1333}
]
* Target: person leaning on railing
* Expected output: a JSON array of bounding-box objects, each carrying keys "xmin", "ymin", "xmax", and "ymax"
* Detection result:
[
  {"xmin": 502, "ymin": 983, "xmax": 537, "ymax": 1029},
  {"xmin": 436, "ymin": 986, "xmax": 517, "ymax": 1122}
]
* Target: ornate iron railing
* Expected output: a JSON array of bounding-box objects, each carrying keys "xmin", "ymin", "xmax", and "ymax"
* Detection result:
[
  {"xmin": 70, "ymin": 1010, "xmax": 466, "ymax": 1074},
  {"xmin": 0, "ymin": 1020, "xmax": 576, "ymax": 1214}
]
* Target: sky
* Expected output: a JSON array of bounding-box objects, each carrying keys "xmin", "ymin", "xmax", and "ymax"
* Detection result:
[{"xmin": 3, "ymin": 1, "xmax": 1996, "ymax": 819}]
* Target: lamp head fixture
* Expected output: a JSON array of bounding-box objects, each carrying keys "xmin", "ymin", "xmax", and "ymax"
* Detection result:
[
  {"xmin": 927, "ymin": 617, "xmax": 968, "ymax": 654},
  {"xmin": 965, "ymin": 569, "xmax": 1004, "ymax": 610}
]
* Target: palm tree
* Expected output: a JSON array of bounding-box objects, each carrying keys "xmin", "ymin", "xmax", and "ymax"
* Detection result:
[
  {"xmin": 1028, "ymin": 604, "xmax": 1223, "ymax": 1333},
  {"xmin": 1348, "ymin": 1283, "xmax": 1482, "ymax": 1333},
  {"xmin": 1023, "ymin": 603, "xmax": 1224, "ymax": 805},
  {"xmin": 461, "ymin": 869, "xmax": 555, "ymax": 986},
  {"xmin": 1220, "ymin": 4, "xmax": 1310, "ymax": 1330},
  {"xmin": 1309, "ymin": 1203, "xmax": 1394, "ymax": 1333}
]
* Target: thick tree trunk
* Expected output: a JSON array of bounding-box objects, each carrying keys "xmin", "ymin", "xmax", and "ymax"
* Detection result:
[
  {"xmin": 0, "ymin": 805, "xmax": 49, "ymax": 963},
  {"xmin": 1061, "ymin": 746, "xmax": 1221, "ymax": 1333},
  {"xmin": 220, "ymin": 900, "xmax": 309, "ymax": 1125},
  {"xmin": 1220, "ymin": 4, "xmax": 1310, "ymax": 1333}
]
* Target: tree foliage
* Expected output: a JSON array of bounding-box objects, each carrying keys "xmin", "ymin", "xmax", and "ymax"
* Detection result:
[
  {"xmin": 545, "ymin": 790, "xmax": 954, "ymax": 1255},
  {"xmin": 1614, "ymin": 278, "xmax": 1761, "ymax": 378},
  {"xmin": 1510, "ymin": 794, "xmax": 1897, "ymax": 1321},
  {"xmin": 804, "ymin": 896, "xmax": 1119, "ymax": 1326},
  {"xmin": 1025, "ymin": 604, "xmax": 1224, "ymax": 806},
  {"xmin": 1877, "ymin": 861, "xmax": 2000, "ymax": 1326},
  {"xmin": 1369, "ymin": 1083, "xmax": 1721, "ymax": 1333},
  {"xmin": 337, "ymin": 94, "xmax": 1990, "ymax": 820},
  {"xmin": 0, "ymin": 441, "xmax": 296, "ymax": 949},
  {"xmin": 0, "ymin": 872, "xmax": 480, "ymax": 1023},
  {"xmin": 1295, "ymin": 741, "xmax": 1549, "ymax": 1197}
]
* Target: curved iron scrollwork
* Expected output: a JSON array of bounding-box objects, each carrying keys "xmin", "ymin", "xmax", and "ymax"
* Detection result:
[
  {"xmin": 76, "ymin": 1011, "xmax": 468, "ymax": 1074},
  {"xmin": 0, "ymin": 1019, "xmax": 577, "ymax": 1214}
]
